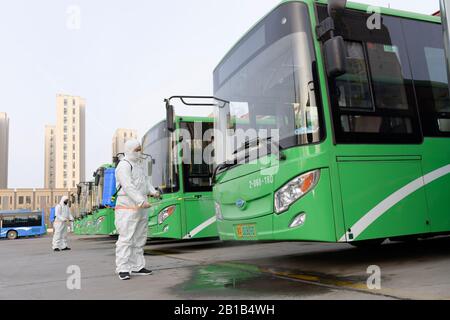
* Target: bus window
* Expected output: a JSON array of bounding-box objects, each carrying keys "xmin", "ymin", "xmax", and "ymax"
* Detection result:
[
  {"xmin": 14, "ymin": 216, "xmax": 28, "ymax": 227},
  {"xmin": 336, "ymin": 41, "xmax": 373, "ymax": 111},
  {"xmin": 340, "ymin": 115, "xmax": 413, "ymax": 134},
  {"xmin": 402, "ymin": 19, "xmax": 450, "ymax": 136},
  {"xmin": 180, "ymin": 121, "xmax": 214, "ymax": 193},
  {"xmin": 367, "ymin": 43, "xmax": 409, "ymax": 111},
  {"xmin": 2, "ymin": 216, "xmax": 14, "ymax": 228},
  {"xmin": 439, "ymin": 119, "xmax": 450, "ymax": 132},
  {"xmin": 142, "ymin": 121, "xmax": 180, "ymax": 194},
  {"xmin": 28, "ymin": 215, "xmax": 42, "ymax": 227},
  {"xmin": 319, "ymin": 6, "xmax": 422, "ymax": 143}
]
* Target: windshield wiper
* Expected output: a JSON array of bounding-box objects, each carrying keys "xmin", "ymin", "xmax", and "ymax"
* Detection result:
[
  {"xmin": 211, "ymin": 141, "xmax": 286, "ymax": 184},
  {"xmin": 211, "ymin": 136, "xmax": 288, "ymax": 184},
  {"xmin": 233, "ymin": 137, "xmax": 273, "ymax": 155},
  {"xmin": 211, "ymin": 162, "xmax": 237, "ymax": 184},
  {"xmin": 233, "ymin": 136, "xmax": 286, "ymax": 159}
]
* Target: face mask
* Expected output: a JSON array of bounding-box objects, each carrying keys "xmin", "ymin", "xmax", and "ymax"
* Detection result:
[{"xmin": 127, "ymin": 151, "xmax": 141, "ymax": 162}]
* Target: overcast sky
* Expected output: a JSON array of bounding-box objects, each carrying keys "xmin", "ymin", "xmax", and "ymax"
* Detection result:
[{"xmin": 0, "ymin": 0, "xmax": 441, "ymax": 188}]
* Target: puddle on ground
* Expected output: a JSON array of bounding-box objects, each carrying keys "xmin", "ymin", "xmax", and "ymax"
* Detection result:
[{"xmin": 177, "ymin": 263, "xmax": 333, "ymax": 298}]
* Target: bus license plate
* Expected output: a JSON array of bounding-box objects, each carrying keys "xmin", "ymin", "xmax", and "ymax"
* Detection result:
[{"xmin": 236, "ymin": 224, "xmax": 256, "ymax": 239}]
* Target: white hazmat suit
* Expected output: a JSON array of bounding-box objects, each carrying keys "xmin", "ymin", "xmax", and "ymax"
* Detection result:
[
  {"xmin": 52, "ymin": 196, "xmax": 74, "ymax": 250},
  {"xmin": 115, "ymin": 139, "xmax": 157, "ymax": 274}
]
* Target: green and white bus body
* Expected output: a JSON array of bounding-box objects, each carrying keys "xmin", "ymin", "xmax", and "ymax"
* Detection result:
[
  {"xmin": 213, "ymin": 0, "xmax": 450, "ymax": 245},
  {"xmin": 85, "ymin": 214, "xmax": 96, "ymax": 235},
  {"xmin": 81, "ymin": 217, "xmax": 89, "ymax": 235},
  {"xmin": 143, "ymin": 116, "xmax": 217, "ymax": 240},
  {"xmin": 73, "ymin": 219, "xmax": 81, "ymax": 235},
  {"xmin": 92, "ymin": 165, "xmax": 117, "ymax": 235},
  {"xmin": 74, "ymin": 165, "xmax": 118, "ymax": 236},
  {"xmin": 75, "ymin": 181, "xmax": 96, "ymax": 235},
  {"xmin": 93, "ymin": 207, "xmax": 115, "ymax": 235},
  {"xmin": 74, "ymin": 182, "xmax": 89, "ymax": 235},
  {"xmin": 86, "ymin": 182, "xmax": 97, "ymax": 235}
]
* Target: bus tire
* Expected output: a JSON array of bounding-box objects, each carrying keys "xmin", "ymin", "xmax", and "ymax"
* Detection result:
[
  {"xmin": 7, "ymin": 230, "xmax": 18, "ymax": 240},
  {"xmin": 350, "ymin": 238, "xmax": 386, "ymax": 249}
]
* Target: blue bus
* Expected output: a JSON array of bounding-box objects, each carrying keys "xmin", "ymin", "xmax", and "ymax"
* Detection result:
[{"xmin": 0, "ymin": 210, "xmax": 47, "ymax": 240}]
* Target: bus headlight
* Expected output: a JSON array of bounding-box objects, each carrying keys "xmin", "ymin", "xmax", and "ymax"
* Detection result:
[
  {"xmin": 215, "ymin": 202, "xmax": 223, "ymax": 221},
  {"xmin": 158, "ymin": 206, "xmax": 176, "ymax": 225},
  {"xmin": 274, "ymin": 170, "xmax": 320, "ymax": 214}
]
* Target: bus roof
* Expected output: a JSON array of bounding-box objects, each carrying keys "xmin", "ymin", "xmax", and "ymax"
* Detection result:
[
  {"xmin": 214, "ymin": 0, "xmax": 441, "ymax": 73},
  {"xmin": 0, "ymin": 210, "xmax": 43, "ymax": 215}
]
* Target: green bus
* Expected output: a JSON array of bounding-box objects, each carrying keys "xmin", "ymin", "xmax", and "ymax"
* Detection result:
[
  {"xmin": 74, "ymin": 182, "xmax": 87, "ymax": 235},
  {"xmin": 144, "ymin": 97, "xmax": 218, "ymax": 240},
  {"xmin": 212, "ymin": 0, "xmax": 450, "ymax": 246},
  {"xmin": 92, "ymin": 165, "xmax": 117, "ymax": 236},
  {"xmin": 74, "ymin": 181, "xmax": 94, "ymax": 235},
  {"xmin": 74, "ymin": 165, "xmax": 117, "ymax": 236}
]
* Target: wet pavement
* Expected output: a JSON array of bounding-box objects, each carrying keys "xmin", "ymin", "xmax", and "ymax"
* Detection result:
[{"xmin": 1, "ymin": 234, "xmax": 450, "ymax": 300}]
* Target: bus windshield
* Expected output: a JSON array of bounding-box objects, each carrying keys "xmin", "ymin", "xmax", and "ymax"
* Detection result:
[
  {"xmin": 142, "ymin": 121, "xmax": 179, "ymax": 194},
  {"xmin": 213, "ymin": 2, "xmax": 323, "ymax": 166}
]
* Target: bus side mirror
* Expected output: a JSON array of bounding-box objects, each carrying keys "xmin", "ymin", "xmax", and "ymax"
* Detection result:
[
  {"xmin": 166, "ymin": 103, "xmax": 175, "ymax": 132},
  {"xmin": 324, "ymin": 36, "xmax": 347, "ymax": 77},
  {"xmin": 94, "ymin": 172, "xmax": 100, "ymax": 186}
]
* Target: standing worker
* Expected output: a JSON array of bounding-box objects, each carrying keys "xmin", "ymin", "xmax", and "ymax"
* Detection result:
[
  {"xmin": 115, "ymin": 139, "xmax": 160, "ymax": 281},
  {"xmin": 52, "ymin": 196, "xmax": 74, "ymax": 252}
]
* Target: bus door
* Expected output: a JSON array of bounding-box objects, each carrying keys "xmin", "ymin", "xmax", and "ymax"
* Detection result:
[
  {"xmin": 317, "ymin": 6, "xmax": 431, "ymax": 241},
  {"xmin": 182, "ymin": 159, "xmax": 216, "ymax": 239},
  {"xmin": 183, "ymin": 194, "xmax": 216, "ymax": 239},
  {"xmin": 399, "ymin": 17, "xmax": 450, "ymax": 233},
  {"xmin": 337, "ymin": 156, "xmax": 430, "ymax": 242},
  {"xmin": 180, "ymin": 121, "xmax": 216, "ymax": 239}
]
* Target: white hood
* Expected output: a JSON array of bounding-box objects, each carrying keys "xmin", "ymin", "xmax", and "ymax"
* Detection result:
[
  {"xmin": 60, "ymin": 196, "xmax": 69, "ymax": 206},
  {"xmin": 124, "ymin": 139, "xmax": 141, "ymax": 162}
]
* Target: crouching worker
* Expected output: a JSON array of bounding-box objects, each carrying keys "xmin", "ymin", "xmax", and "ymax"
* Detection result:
[
  {"xmin": 52, "ymin": 196, "xmax": 74, "ymax": 252},
  {"xmin": 115, "ymin": 139, "xmax": 160, "ymax": 281}
]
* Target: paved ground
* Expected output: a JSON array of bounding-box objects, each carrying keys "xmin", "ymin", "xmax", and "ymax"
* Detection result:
[{"xmin": 1, "ymin": 234, "xmax": 450, "ymax": 300}]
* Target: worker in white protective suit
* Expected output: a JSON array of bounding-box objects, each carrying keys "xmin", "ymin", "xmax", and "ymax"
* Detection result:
[
  {"xmin": 52, "ymin": 196, "xmax": 74, "ymax": 252},
  {"xmin": 115, "ymin": 139, "xmax": 160, "ymax": 281}
]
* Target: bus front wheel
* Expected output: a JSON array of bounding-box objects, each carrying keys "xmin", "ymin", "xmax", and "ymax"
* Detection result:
[{"xmin": 7, "ymin": 230, "xmax": 18, "ymax": 240}]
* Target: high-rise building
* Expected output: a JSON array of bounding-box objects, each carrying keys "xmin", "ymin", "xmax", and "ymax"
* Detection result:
[
  {"xmin": 54, "ymin": 94, "xmax": 86, "ymax": 189},
  {"xmin": 44, "ymin": 125, "xmax": 56, "ymax": 188},
  {"xmin": 0, "ymin": 112, "xmax": 9, "ymax": 189},
  {"xmin": 112, "ymin": 129, "xmax": 138, "ymax": 159}
]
